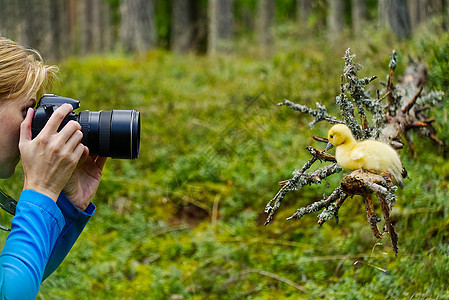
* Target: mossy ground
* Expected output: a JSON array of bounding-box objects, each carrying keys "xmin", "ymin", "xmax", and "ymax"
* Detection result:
[{"xmin": 2, "ymin": 23, "xmax": 449, "ymax": 299}]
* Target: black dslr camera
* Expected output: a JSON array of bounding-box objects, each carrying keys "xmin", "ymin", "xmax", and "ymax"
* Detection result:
[{"xmin": 31, "ymin": 94, "xmax": 140, "ymax": 159}]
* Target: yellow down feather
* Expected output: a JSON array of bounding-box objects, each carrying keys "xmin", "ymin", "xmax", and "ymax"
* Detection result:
[{"xmin": 327, "ymin": 124, "xmax": 407, "ymax": 188}]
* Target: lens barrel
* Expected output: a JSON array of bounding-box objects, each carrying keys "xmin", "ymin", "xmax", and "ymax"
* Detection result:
[
  {"xmin": 31, "ymin": 95, "xmax": 140, "ymax": 159},
  {"xmin": 78, "ymin": 110, "xmax": 140, "ymax": 159}
]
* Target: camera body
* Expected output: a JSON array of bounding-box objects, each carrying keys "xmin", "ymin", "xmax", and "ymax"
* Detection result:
[{"xmin": 32, "ymin": 94, "xmax": 140, "ymax": 159}]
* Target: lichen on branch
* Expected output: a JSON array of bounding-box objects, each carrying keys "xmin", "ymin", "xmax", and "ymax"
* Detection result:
[
  {"xmin": 277, "ymin": 100, "xmax": 342, "ymax": 129},
  {"xmin": 264, "ymin": 49, "xmax": 445, "ymax": 256}
]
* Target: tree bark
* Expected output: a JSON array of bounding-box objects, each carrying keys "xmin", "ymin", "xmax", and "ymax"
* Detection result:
[
  {"xmin": 81, "ymin": 0, "xmax": 101, "ymax": 54},
  {"xmin": 18, "ymin": 0, "xmax": 52, "ymax": 58},
  {"xmin": 256, "ymin": 0, "xmax": 275, "ymax": 56},
  {"xmin": 0, "ymin": 0, "xmax": 21, "ymax": 40},
  {"xmin": 377, "ymin": 0, "xmax": 389, "ymax": 30},
  {"xmin": 327, "ymin": 0, "xmax": 344, "ymax": 40},
  {"xmin": 385, "ymin": 0, "xmax": 412, "ymax": 39},
  {"xmin": 101, "ymin": 0, "xmax": 114, "ymax": 52},
  {"xmin": 120, "ymin": 0, "xmax": 157, "ymax": 53},
  {"xmin": 410, "ymin": 0, "xmax": 443, "ymax": 29},
  {"xmin": 351, "ymin": 0, "xmax": 366, "ymax": 35},
  {"xmin": 297, "ymin": 0, "xmax": 312, "ymax": 26},
  {"xmin": 171, "ymin": 0, "xmax": 194, "ymax": 53},
  {"xmin": 409, "ymin": 0, "xmax": 422, "ymax": 28},
  {"xmin": 208, "ymin": 0, "xmax": 234, "ymax": 56}
]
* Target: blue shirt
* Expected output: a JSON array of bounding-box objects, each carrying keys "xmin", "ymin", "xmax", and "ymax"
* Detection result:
[{"xmin": 0, "ymin": 190, "xmax": 95, "ymax": 299}]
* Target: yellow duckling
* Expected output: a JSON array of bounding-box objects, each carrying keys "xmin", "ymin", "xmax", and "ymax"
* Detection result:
[{"xmin": 326, "ymin": 124, "xmax": 407, "ymax": 188}]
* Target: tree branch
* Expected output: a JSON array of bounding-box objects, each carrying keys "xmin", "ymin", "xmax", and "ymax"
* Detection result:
[
  {"xmin": 278, "ymin": 99, "xmax": 342, "ymax": 128},
  {"xmin": 286, "ymin": 186, "xmax": 346, "ymax": 222},
  {"xmin": 264, "ymin": 162, "xmax": 342, "ymax": 225},
  {"xmin": 265, "ymin": 49, "xmax": 444, "ymax": 256}
]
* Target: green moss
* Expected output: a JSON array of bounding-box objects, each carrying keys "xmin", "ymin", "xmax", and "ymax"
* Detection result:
[{"xmin": 14, "ymin": 25, "xmax": 448, "ymax": 298}]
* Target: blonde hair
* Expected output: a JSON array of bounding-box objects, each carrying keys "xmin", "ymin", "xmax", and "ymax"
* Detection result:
[{"xmin": 0, "ymin": 36, "xmax": 58, "ymax": 102}]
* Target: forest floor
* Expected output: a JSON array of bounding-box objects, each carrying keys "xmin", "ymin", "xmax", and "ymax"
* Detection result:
[{"xmin": 2, "ymin": 23, "xmax": 449, "ymax": 299}]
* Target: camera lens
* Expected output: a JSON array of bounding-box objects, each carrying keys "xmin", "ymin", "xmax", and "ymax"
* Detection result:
[
  {"xmin": 31, "ymin": 95, "xmax": 141, "ymax": 159},
  {"xmin": 79, "ymin": 110, "xmax": 140, "ymax": 158}
]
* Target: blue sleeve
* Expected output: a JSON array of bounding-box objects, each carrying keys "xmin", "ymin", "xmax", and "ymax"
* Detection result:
[
  {"xmin": 42, "ymin": 193, "xmax": 95, "ymax": 280},
  {"xmin": 0, "ymin": 190, "xmax": 65, "ymax": 299}
]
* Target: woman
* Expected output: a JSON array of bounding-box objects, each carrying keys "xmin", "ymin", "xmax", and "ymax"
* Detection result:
[{"xmin": 0, "ymin": 37, "xmax": 106, "ymax": 298}]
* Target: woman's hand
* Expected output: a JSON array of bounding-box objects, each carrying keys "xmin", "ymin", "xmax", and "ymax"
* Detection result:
[
  {"xmin": 19, "ymin": 104, "xmax": 85, "ymax": 202},
  {"xmin": 63, "ymin": 153, "xmax": 107, "ymax": 211}
]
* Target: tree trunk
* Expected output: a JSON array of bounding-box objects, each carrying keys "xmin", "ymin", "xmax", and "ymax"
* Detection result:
[
  {"xmin": 19, "ymin": 0, "xmax": 52, "ymax": 58},
  {"xmin": 120, "ymin": 0, "xmax": 157, "ymax": 53},
  {"xmin": 351, "ymin": 0, "xmax": 366, "ymax": 35},
  {"xmin": 256, "ymin": 0, "xmax": 275, "ymax": 56},
  {"xmin": 386, "ymin": 0, "xmax": 412, "ymax": 39},
  {"xmin": 377, "ymin": 0, "xmax": 389, "ymax": 30},
  {"xmin": 327, "ymin": 0, "xmax": 344, "ymax": 40},
  {"xmin": 90, "ymin": 0, "xmax": 102, "ymax": 53},
  {"xmin": 208, "ymin": 0, "xmax": 234, "ymax": 56},
  {"xmin": 171, "ymin": 0, "xmax": 194, "ymax": 53},
  {"xmin": 410, "ymin": 0, "xmax": 444, "ymax": 29},
  {"xmin": 409, "ymin": 0, "xmax": 421, "ymax": 28},
  {"xmin": 77, "ymin": 0, "xmax": 90, "ymax": 55},
  {"xmin": 0, "ymin": 0, "xmax": 21, "ymax": 40},
  {"xmin": 65, "ymin": 0, "xmax": 77, "ymax": 55},
  {"xmin": 100, "ymin": 1, "xmax": 114, "ymax": 52},
  {"xmin": 297, "ymin": 0, "xmax": 312, "ymax": 26}
]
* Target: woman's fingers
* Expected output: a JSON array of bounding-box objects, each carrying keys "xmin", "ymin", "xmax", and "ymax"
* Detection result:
[
  {"xmin": 29, "ymin": 103, "xmax": 84, "ymax": 155},
  {"xmin": 38, "ymin": 103, "xmax": 74, "ymax": 136},
  {"xmin": 96, "ymin": 157, "xmax": 108, "ymax": 171},
  {"xmin": 58, "ymin": 120, "xmax": 82, "ymax": 145},
  {"xmin": 34, "ymin": 105, "xmax": 83, "ymax": 151},
  {"xmin": 19, "ymin": 104, "xmax": 87, "ymax": 202},
  {"xmin": 19, "ymin": 108, "xmax": 34, "ymax": 144},
  {"xmin": 63, "ymin": 128, "xmax": 84, "ymax": 156},
  {"xmin": 72, "ymin": 142, "xmax": 86, "ymax": 162}
]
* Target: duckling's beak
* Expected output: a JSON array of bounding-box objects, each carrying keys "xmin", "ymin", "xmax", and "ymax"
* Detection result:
[{"xmin": 324, "ymin": 142, "xmax": 334, "ymax": 151}]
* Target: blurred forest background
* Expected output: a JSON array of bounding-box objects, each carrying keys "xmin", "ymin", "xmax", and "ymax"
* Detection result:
[
  {"xmin": 2, "ymin": 0, "xmax": 448, "ymax": 58},
  {"xmin": 2, "ymin": 0, "xmax": 449, "ymax": 299}
]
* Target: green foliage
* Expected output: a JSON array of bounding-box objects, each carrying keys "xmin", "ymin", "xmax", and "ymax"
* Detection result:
[
  {"xmin": 418, "ymin": 33, "xmax": 449, "ymax": 143},
  {"xmin": 2, "ymin": 24, "xmax": 447, "ymax": 299}
]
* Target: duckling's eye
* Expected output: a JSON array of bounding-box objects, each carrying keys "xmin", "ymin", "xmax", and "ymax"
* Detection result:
[{"xmin": 330, "ymin": 135, "xmax": 334, "ymax": 139}]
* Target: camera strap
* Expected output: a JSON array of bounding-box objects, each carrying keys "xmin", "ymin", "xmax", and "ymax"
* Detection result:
[{"xmin": 0, "ymin": 188, "xmax": 17, "ymax": 231}]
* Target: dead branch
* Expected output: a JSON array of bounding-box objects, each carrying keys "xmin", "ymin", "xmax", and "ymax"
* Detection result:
[
  {"xmin": 340, "ymin": 170, "xmax": 393, "ymax": 196},
  {"xmin": 402, "ymin": 86, "xmax": 423, "ymax": 114},
  {"xmin": 336, "ymin": 76, "xmax": 364, "ymax": 139},
  {"xmin": 343, "ymin": 49, "xmax": 378, "ymax": 134},
  {"xmin": 380, "ymin": 52, "xmax": 444, "ymax": 153},
  {"xmin": 306, "ymin": 146, "xmax": 336, "ymax": 162},
  {"xmin": 266, "ymin": 49, "xmax": 444, "ymax": 256},
  {"xmin": 340, "ymin": 169, "xmax": 398, "ymax": 256},
  {"xmin": 286, "ymin": 186, "xmax": 347, "ymax": 222},
  {"xmin": 379, "ymin": 193, "xmax": 399, "ymax": 256},
  {"xmin": 364, "ymin": 194, "xmax": 383, "ymax": 239},
  {"xmin": 387, "ymin": 50, "xmax": 400, "ymax": 116},
  {"xmin": 312, "ymin": 135, "xmax": 329, "ymax": 144},
  {"xmin": 317, "ymin": 196, "xmax": 347, "ymax": 226},
  {"xmin": 278, "ymin": 99, "xmax": 342, "ymax": 128},
  {"xmin": 265, "ymin": 162, "xmax": 342, "ymax": 225}
]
